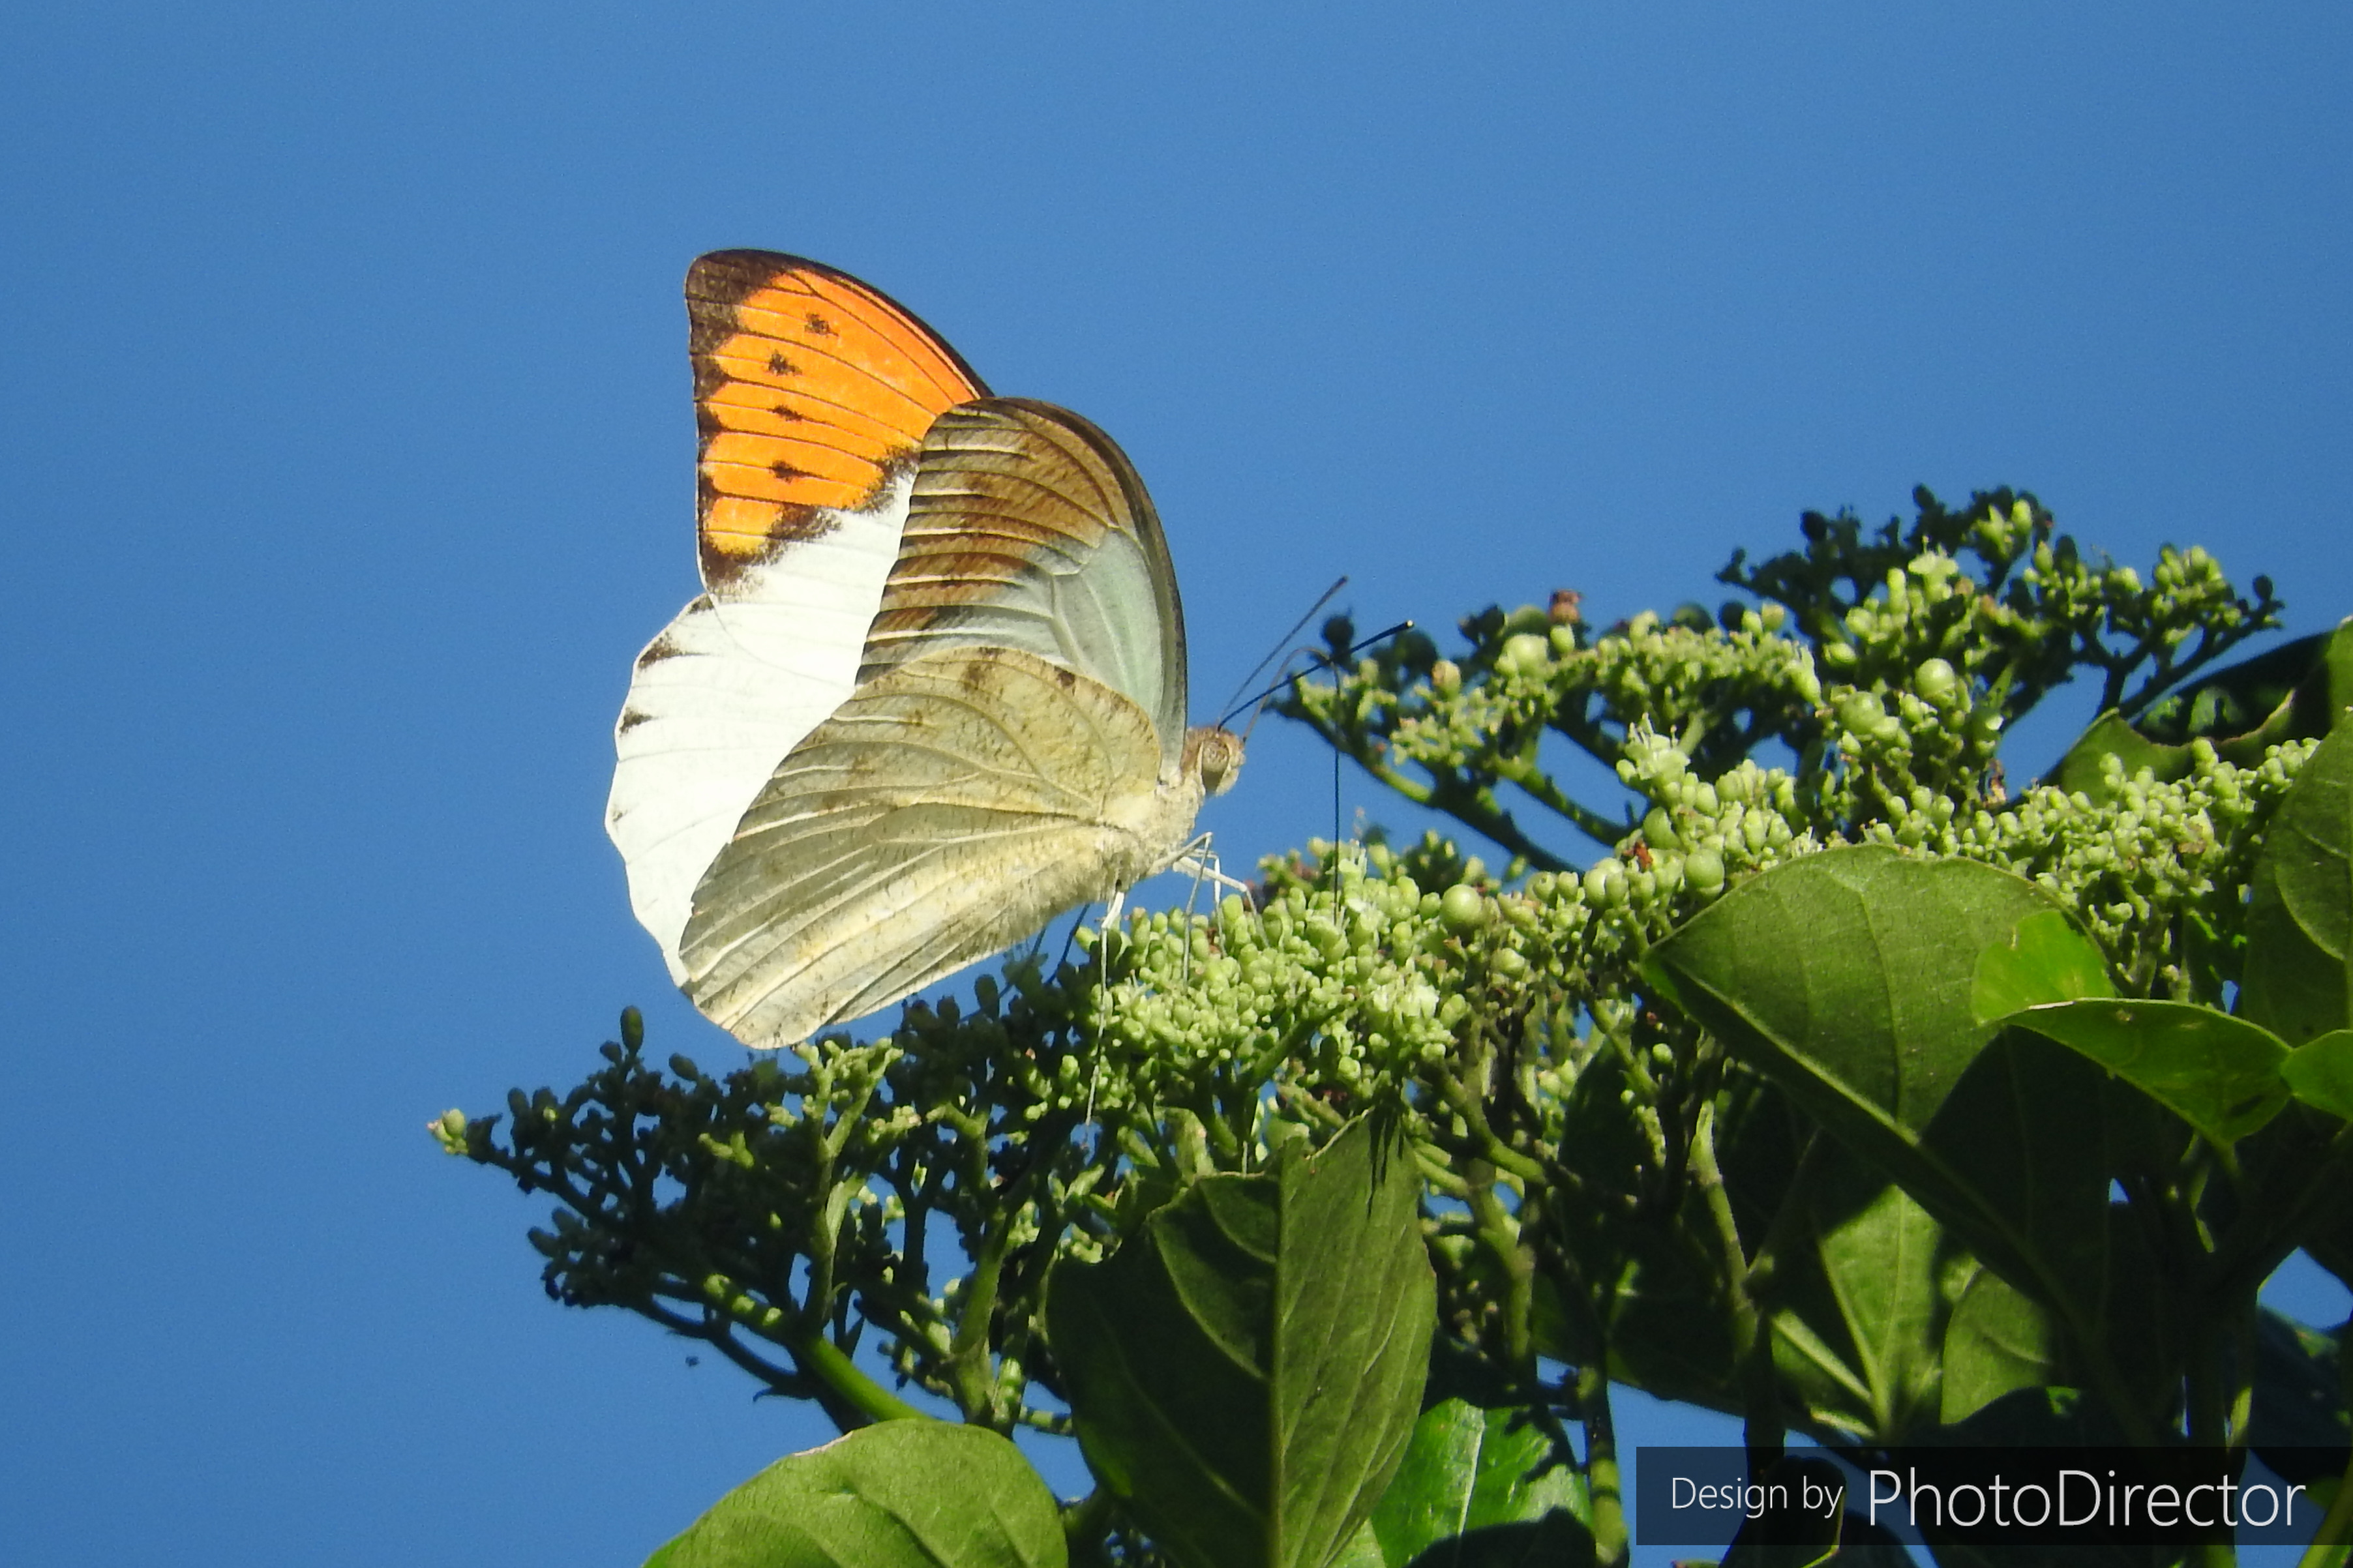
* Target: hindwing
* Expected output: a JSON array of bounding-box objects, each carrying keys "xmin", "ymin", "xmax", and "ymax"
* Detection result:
[{"xmin": 680, "ymin": 646, "xmax": 1177, "ymax": 1045}]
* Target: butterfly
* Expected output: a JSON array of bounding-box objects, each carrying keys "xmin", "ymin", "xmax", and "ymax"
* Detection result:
[{"xmin": 606, "ymin": 251, "xmax": 1245, "ymax": 1049}]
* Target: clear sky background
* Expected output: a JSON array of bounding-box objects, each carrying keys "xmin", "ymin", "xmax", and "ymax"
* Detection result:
[{"xmin": 6, "ymin": 5, "xmax": 2352, "ymax": 1565}]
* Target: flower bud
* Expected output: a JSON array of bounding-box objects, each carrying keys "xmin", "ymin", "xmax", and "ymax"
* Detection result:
[{"xmin": 1499, "ymin": 632, "xmax": 1550, "ymax": 675}]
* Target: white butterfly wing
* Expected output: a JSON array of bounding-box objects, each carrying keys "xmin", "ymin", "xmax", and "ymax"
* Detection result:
[
  {"xmin": 605, "ymin": 489, "xmax": 909, "ymax": 978},
  {"xmin": 680, "ymin": 647, "xmax": 1188, "ymax": 1046}
]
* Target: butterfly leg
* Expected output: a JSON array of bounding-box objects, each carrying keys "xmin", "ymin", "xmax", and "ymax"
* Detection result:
[
  {"xmin": 1081, "ymin": 884, "xmax": 1134, "ymax": 1144},
  {"xmin": 1167, "ymin": 833, "xmax": 1255, "ymax": 902}
]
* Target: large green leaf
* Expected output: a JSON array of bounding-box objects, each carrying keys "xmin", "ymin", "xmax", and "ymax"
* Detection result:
[
  {"xmin": 1047, "ymin": 1117, "xmax": 1435, "ymax": 1568},
  {"xmin": 1364, "ymin": 1398, "xmax": 1591, "ymax": 1567},
  {"xmin": 1985, "ymin": 998, "xmax": 2290, "ymax": 1146},
  {"xmin": 2243, "ymin": 726, "xmax": 2353, "ymax": 1045},
  {"xmin": 642, "ymin": 1422, "xmax": 1066, "ymax": 1568},
  {"xmin": 1644, "ymin": 850, "xmax": 2106, "ymax": 1307},
  {"xmin": 2135, "ymin": 619, "xmax": 2353, "ymax": 747},
  {"xmin": 1938, "ymin": 1267, "xmax": 2061, "ymax": 1426},
  {"xmin": 1971, "ymin": 911, "xmax": 2294, "ymax": 1144},
  {"xmin": 2284, "ymin": 1029, "xmax": 2353, "ymax": 1121},
  {"xmin": 1761, "ymin": 1144, "xmax": 1951, "ymax": 1445},
  {"xmin": 1643, "ymin": 849, "xmax": 2173, "ymax": 1430}
]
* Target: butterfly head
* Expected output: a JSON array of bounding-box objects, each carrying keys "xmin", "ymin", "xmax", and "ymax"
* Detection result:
[{"xmin": 1185, "ymin": 726, "xmax": 1246, "ymax": 799}]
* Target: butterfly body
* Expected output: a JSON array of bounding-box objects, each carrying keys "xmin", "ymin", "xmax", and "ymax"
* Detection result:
[{"xmin": 607, "ymin": 254, "xmax": 1241, "ymax": 1048}]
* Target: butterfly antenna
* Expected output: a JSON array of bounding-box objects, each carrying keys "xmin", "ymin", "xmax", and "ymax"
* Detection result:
[
  {"xmin": 1216, "ymin": 619, "xmax": 1417, "ymax": 734},
  {"xmin": 1217, "ymin": 576, "xmax": 1348, "ymax": 717}
]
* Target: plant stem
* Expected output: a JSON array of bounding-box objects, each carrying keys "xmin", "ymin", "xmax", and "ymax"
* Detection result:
[
  {"xmin": 1465, "ymin": 1159, "xmax": 1534, "ymax": 1368},
  {"xmin": 788, "ymin": 1330, "xmax": 927, "ymax": 1427},
  {"xmin": 1575, "ymin": 1359, "xmax": 1629, "ymax": 1568},
  {"xmin": 1691, "ymin": 1101, "xmax": 1781, "ymax": 1472}
]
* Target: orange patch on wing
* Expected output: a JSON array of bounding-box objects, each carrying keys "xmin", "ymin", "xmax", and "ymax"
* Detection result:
[{"xmin": 687, "ymin": 252, "xmax": 988, "ymax": 585}]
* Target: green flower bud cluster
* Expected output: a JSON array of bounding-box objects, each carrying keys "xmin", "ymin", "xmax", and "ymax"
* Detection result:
[
  {"xmin": 1603, "ymin": 730, "xmax": 1816, "ymax": 910},
  {"xmin": 1864, "ymin": 736, "xmax": 2317, "ymax": 999},
  {"xmin": 1085, "ymin": 851, "xmax": 1473, "ymax": 1119},
  {"xmin": 1814, "ymin": 548, "xmax": 2000, "ymax": 692},
  {"xmin": 1284, "ymin": 491, "xmax": 2282, "ymax": 881},
  {"xmin": 428, "ymin": 1108, "xmax": 470, "ymax": 1154},
  {"xmin": 444, "ymin": 999, "xmax": 1137, "ymax": 1432},
  {"xmin": 1377, "ymin": 606, "xmax": 1823, "ymax": 788}
]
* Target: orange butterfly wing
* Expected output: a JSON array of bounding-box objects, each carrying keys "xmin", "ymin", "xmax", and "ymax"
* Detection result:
[{"xmin": 687, "ymin": 250, "xmax": 990, "ymax": 587}]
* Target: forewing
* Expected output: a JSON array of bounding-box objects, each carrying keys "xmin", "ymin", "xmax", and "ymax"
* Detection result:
[
  {"xmin": 608, "ymin": 254, "xmax": 988, "ymax": 974},
  {"xmin": 680, "ymin": 646, "xmax": 1171, "ymax": 1047},
  {"xmin": 688, "ymin": 250, "xmax": 987, "ymax": 589},
  {"xmin": 859, "ymin": 399, "xmax": 1190, "ymax": 775}
]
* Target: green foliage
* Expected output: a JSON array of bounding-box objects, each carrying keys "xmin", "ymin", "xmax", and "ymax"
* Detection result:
[
  {"xmin": 1362, "ymin": 1398, "xmax": 1593, "ymax": 1566},
  {"xmin": 1046, "ymin": 1117, "xmax": 1433, "ymax": 1568},
  {"xmin": 2244, "ymin": 718, "xmax": 2353, "ymax": 1044},
  {"xmin": 441, "ymin": 486, "xmax": 2353, "ymax": 1567},
  {"xmin": 644, "ymin": 1423, "xmax": 1065, "ymax": 1568}
]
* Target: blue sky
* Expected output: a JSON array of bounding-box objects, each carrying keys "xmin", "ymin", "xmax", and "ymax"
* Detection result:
[{"xmin": 5, "ymin": 5, "xmax": 2350, "ymax": 1564}]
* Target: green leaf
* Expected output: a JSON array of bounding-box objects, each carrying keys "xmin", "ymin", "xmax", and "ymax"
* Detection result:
[
  {"xmin": 2285, "ymin": 1029, "xmax": 2353, "ymax": 1121},
  {"xmin": 2243, "ymin": 726, "xmax": 2353, "ymax": 1045},
  {"xmin": 1968, "ymin": 909, "xmax": 2116, "ymax": 1020},
  {"xmin": 1328, "ymin": 1524, "xmax": 1386, "ymax": 1568},
  {"xmin": 1643, "ymin": 848, "xmax": 2168, "ymax": 1432},
  {"xmin": 1762, "ymin": 1144, "xmax": 1951, "ymax": 1445},
  {"xmin": 1366, "ymin": 1398, "xmax": 1592, "ymax": 1568},
  {"xmin": 642, "ymin": 1422, "xmax": 1066, "ymax": 1568},
  {"xmin": 2136, "ymin": 619, "xmax": 2353, "ymax": 747},
  {"xmin": 1645, "ymin": 849, "xmax": 2098, "ymax": 1297},
  {"xmin": 1047, "ymin": 1117, "xmax": 1436, "ymax": 1568},
  {"xmin": 1646, "ymin": 848, "xmax": 2058, "ymax": 1142},
  {"xmin": 1985, "ymin": 998, "xmax": 2289, "ymax": 1145},
  {"xmin": 1938, "ymin": 1267, "xmax": 2061, "ymax": 1426}
]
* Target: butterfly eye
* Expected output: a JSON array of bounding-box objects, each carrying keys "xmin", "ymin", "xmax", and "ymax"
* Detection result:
[{"xmin": 1194, "ymin": 728, "xmax": 1246, "ymax": 797}]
